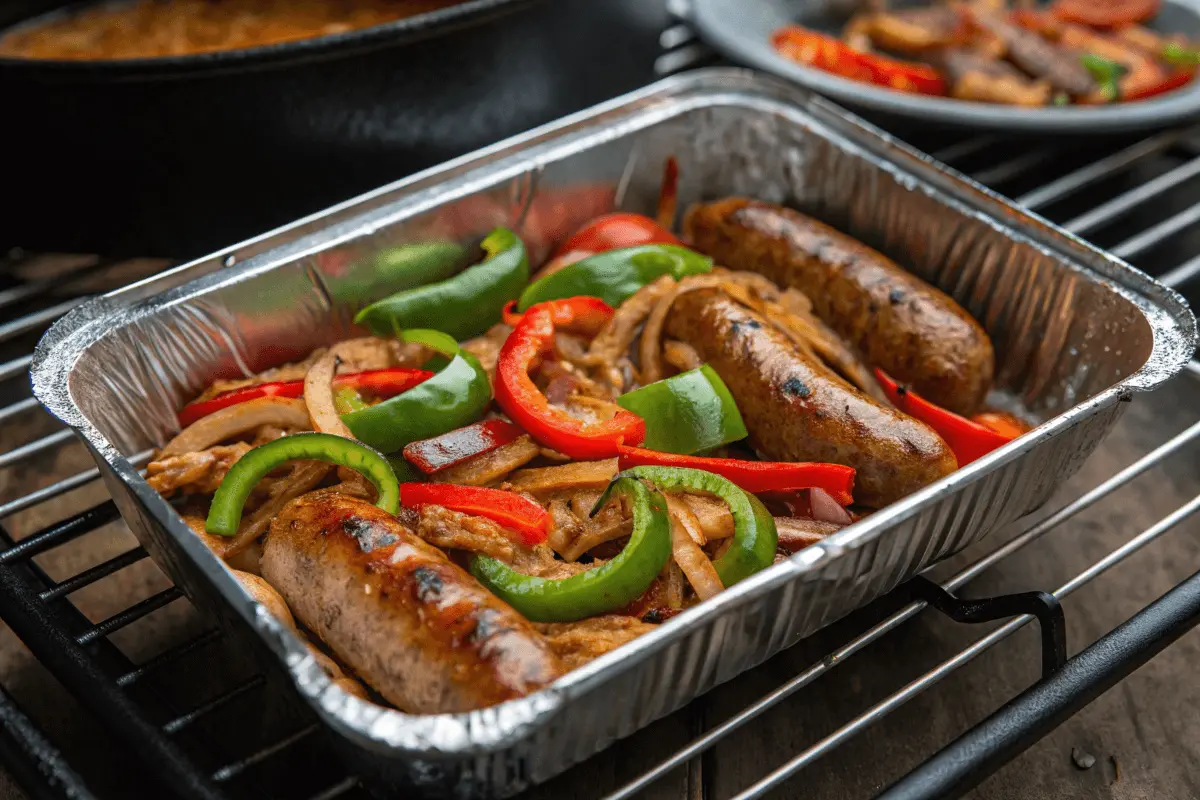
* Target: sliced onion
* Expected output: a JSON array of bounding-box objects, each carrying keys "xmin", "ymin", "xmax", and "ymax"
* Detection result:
[
  {"xmin": 775, "ymin": 517, "xmax": 844, "ymax": 553},
  {"xmin": 161, "ymin": 397, "xmax": 311, "ymax": 457},
  {"xmin": 680, "ymin": 494, "xmax": 735, "ymax": 540},
  {"xmin": 810, "ymin": 487, "xmax": 854, "ymax": 526},
  {"xmin": 668, "ymin": 506, "xmax": 724, "ymax": 601},
  {"xmin": 639, "ymin": 274, "xmax": 726, "ymax": 385},
  {"xmin": 665, "ymin": 495, "xmax": 707, "ymax": 546},
  {"xmin": 225, "ymin": 462, "xmax": 331, "ymax": 557},
  {"xmin": 304, "ymin": 348, "xmax": 355, "ymax": 439},
  {"xmin": 506, "ymin": 458, "xmax": 619, "ymax": 499}
]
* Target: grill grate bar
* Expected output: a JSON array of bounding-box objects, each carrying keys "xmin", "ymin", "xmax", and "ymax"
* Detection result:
[
  {"xmin": 733, "ymin": 484, "xmax": 1200, "ymax": 799},
  {"xmin": 210, "ymin": 724, "xmax": 319, "ymax": 783},
  {"xmin": 1159, "ymin": 253, "xmax": 1200, "ymax": 289},
  {"xmin": 0, "ymin": 429, "xmax": 75, "ymax": 471},
  {"xmin": 1016, "ymin": 129, "xmax": 1186, "ymax": 211},
  {"xmin": 0, "ymin": 449, "xmax": 153, "ymax": 520},
  {"xmin": 116, "ymin": 628, "xmax": 225, "ymax": 688},
  {"xmin": 1111, "ymin": 202, "xmax": 1200, "ymax": 261},
  {"xmin": 0, "ymin": 398, "xmax": 41, "ymax": 426},
  {"xmin": 39, "ymin": 547, "xmax": 148, "ymax": 602},
  {"xmin": 75, "ymin": 587, "xmax": 184, "ymax": 646},
  {"xmin": 930, "ymin": 136, "xmax": 998, "ymax": 165},
  {"xmin": 0, "ymin": 503, "xmax": 121, "ymax": 565},
  {"xmin": 1064, "ymin": 154, "xmax": 1200, "ymax": 236},
  {"xmin": 306, "ymin": 776, "xmax": 360, "ymax": 800},
  {"xmin": 0, "ymin": 355, "xmax": 33, "ymax": 383},
  {"xmin": 606, "ymin": 417, "xmax": 1200, "ymax": 800},
  {"xmin": 0, "ymin": 258, "xmax": 115, "ymax": 311},
  {"xmin": 162, "ymin": 677, "xmax": 267, "ymax": 736},
  {"xmin": 0, "ymin": 298, "xmax": 88, "ymax": 345},
  {"xmin": 969, "ymin": 147, "xmax": 1058, "ymax": 187}
]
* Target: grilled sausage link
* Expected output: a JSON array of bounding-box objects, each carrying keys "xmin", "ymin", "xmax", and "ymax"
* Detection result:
[
  {"xmin": 667, "ymin": 288, "xmax": 956, "ymax": 507},
  {"xmin": 262, "ymin": 491, "xmax": 563, "ymax": 713},
  {"xmin": 685, "ymin": 198, "xmax": 994, "ymax": 416}
]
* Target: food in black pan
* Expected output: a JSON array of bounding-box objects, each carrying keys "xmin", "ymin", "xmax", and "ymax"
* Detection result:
[
  {"xmin": 148, "ymin": 166, "xmax": 1035, "ymax": 713},
  {"xmin": 772, "ymin": 0, "xmax": 1199, "ymax": 105},
  {"xmin": 0, "ymin": 0, "xmax": 466, "ymax": 60}
]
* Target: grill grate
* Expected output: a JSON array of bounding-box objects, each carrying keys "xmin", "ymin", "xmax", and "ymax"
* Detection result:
[{"xmin": 1, "ymin": 32, "xmax": 1200, "ymax": 800}]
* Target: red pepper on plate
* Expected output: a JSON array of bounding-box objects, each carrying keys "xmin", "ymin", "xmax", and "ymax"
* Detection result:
[
  {"xmin": 495, "ymin": 299, "xmax": 645, "ymax": 460},
  {"xmin": 401, "ymin": 419, "xmax": 525, "ymax": 475},
  {"xmin": 1049, "ymin": 0, "xmax": 1161, "ymax": 28},
  {"xmin": 177, "ymin": 367, "xmax": 433, "ymax": 427},
  {"xmin": 875, "ymin": 368, "xmax": 1016, "ymax": 466},
  {"xmin": 399, "ymin": 483, "xmax": 550, "ymax": 546},
  {"xmin": 615, "ymin": 445, "xmax": 855, "ymax": 505},
  {"xmin": 772, "ymin": 25, "xmax": 948, "ymax": 96}
]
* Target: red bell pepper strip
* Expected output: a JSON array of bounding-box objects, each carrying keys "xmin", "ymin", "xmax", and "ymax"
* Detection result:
[
  {"xmin": 552, "ymin": 213, "xmax": 681, "ymax": 260},
  {"xmin": 875, "ymin": 369, "xmax": 1015, "ymax": 466},
  {"xmin": 615, "ymin": 445, "xmax": 855, "ymax": 505},
  {"xmin": 500, "ymin": 296, "xmax": 615, "ymax": 336},
  {"xmin": 177, "ymin": 367, "xmax": 433, "ymax": 427},
  {"xmin": 1125, "ymin": 69, "xmax": 1195, "ymax": 101},
  {"xmin": 399, "ymin": 483, "xmax": 549, "ymax": 546},
  {"xmin": 401, "ymin": 419, "xmax": 525, "ymax": 474},
  {"xmin": 1050, "ymin": 0, "xmax": 1160, "ymax": 28},
  {"xmin": 495, "ymin": 300, "xmax": 645, "ymax": 460},
  {"xmin": 972, "ymin": 411, "xmax": 1033, "ymax": 439},
  {"xmin": 772, "ymin": 25, "xmax": 947, "ymax": 96}
]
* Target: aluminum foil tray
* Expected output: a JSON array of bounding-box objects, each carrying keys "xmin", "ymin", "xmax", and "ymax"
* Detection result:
[{"xmin": 31, "ymin": 69, "xmax": 1196, "ymax": 798}]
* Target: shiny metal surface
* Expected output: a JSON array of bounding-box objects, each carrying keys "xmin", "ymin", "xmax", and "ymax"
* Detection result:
[{"xmin": 29, "ymin": 70, "xmax": 1197, "ymax": 797}]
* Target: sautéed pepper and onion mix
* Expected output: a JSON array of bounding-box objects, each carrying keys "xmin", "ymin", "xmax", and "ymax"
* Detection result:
[
  {"xmin": 149, "ymin": 175, "xmax": 1033, "ymax": 712},
  {"xmin": 772, "ymin": 0, "xmax": 1198, "ymax": 106}
]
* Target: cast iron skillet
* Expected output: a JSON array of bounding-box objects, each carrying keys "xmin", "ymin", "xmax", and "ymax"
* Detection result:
[
  {"xmin": 687, "ymin": 0, "xmax": 1200, "ymax": 134},
  {"xmin": 2, "ymin": 0, "xmax": 575, "ymax": 256}
]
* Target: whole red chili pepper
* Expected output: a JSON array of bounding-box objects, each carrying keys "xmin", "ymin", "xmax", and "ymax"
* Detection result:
[{"xmin": 494, "ymin": 299, "xmax": 645, "ymax": 460}]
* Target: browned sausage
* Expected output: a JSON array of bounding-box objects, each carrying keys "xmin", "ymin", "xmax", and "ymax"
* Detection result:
[
  {"xmin": 684, "ymin": 198, "xmax": 994, "ymax": 416},
  {"xmin": 261, "ymin": 491, "xmax": 563, "ymax": 713},
  {"xmin": 666, "ymin": 288, "xmax": 956, "ymax": 507}
]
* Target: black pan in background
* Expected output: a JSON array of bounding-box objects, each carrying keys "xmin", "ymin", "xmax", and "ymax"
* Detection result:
[
  {"xmin": 687, "ymin": 0, "xmax": 1200, "ymax": 134},
  {"xmin": 0, "ymin": 0, "xmax": 670, "ymax": 258}
]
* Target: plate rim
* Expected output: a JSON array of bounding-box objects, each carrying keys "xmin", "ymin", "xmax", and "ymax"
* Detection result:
[{"xmin": 688, "ymin": 0, "xmax": 1200, "ymax": 133}]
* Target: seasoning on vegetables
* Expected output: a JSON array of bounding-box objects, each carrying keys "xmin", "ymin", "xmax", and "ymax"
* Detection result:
[
  {"xmin": 615, "ymin": 365, "xmax": 747, "ymax": 455},
  {"xmin": 400, "ymin": 483, "xmax": 549, "ymax": 545},
  {"xmin": 206, "ymin": 433, "xmax": 399, "ymax": 536},
  {"xmin": 616, "ymin": 445, "xmax": 855, "ymax": 504},
  {"xmin": 494, "ymin": 300, "xmax": 646, "ymax": 460},
  {"xmin": 875, "ymin": 368, "xmax": 1015, "ymax": 466},
  {"xmin": 355, "ymin": 227, "xmax": 529, "ymax": 341},
  {"xmin": 619, "ymin": 465, "xmax": 777, "ymax": 587},
  {"xmin": 402, "ymin": 419, "xmax": 525, "ymax": 474},
  {"xmin": 517, "ymin": 245, "xmax": 713, "ymax": 311},
  {"xmin": 341, "ymin": 329, "xmax": 490, "ymax": 454},
  {"xmin": 470, "ymin": 476, "xmax": 672, "ymax": 622}
]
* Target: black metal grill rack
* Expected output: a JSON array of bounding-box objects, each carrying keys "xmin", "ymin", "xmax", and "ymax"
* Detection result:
[{"xmin": 2, "ymin": 21, "xmax": 1200, "ymax": 800}]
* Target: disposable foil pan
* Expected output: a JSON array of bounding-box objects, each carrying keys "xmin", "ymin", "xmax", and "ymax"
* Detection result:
[{"xmin": 31, "ymin": 69, "xmax": 1196, "ymax": 797}]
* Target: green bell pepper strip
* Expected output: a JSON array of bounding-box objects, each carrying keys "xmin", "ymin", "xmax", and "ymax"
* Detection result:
[
  {"xmin": 205, "ymin": 433, "xmax": 398, "ymax": 536},
  {"xmin": 341, "ymin": 329, "xmax": 491, "ymax": 454},
  {"xmin": 619, "ymin": 465, "xmax": 776, "ymax": 587},
  {"xmin": 470, "ymin": 477, "xmax": 672, "ymax": 623},
  {"xmin": 355, "ymin": 228, "xmax": 530, "ymax": 341},
  {"xmin": 330, "ymin": 241, "xmax": 470, "ymax": 306},
  {"xmin": 1081, "ymin": 53, "xmax": 1127, "ymax": 102},
  {"xmin": 517, "ymin": 244, "xmax": 713, "ymax": 311},
  {"xmin": 616, "ymin": 364, "xmax": 747, "ymax": 455}
]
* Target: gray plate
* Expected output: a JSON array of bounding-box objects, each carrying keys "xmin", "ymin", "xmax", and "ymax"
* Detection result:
[{"xmin": 688, "ymin": 0, "xmax": 1200, "ymax": 133}]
